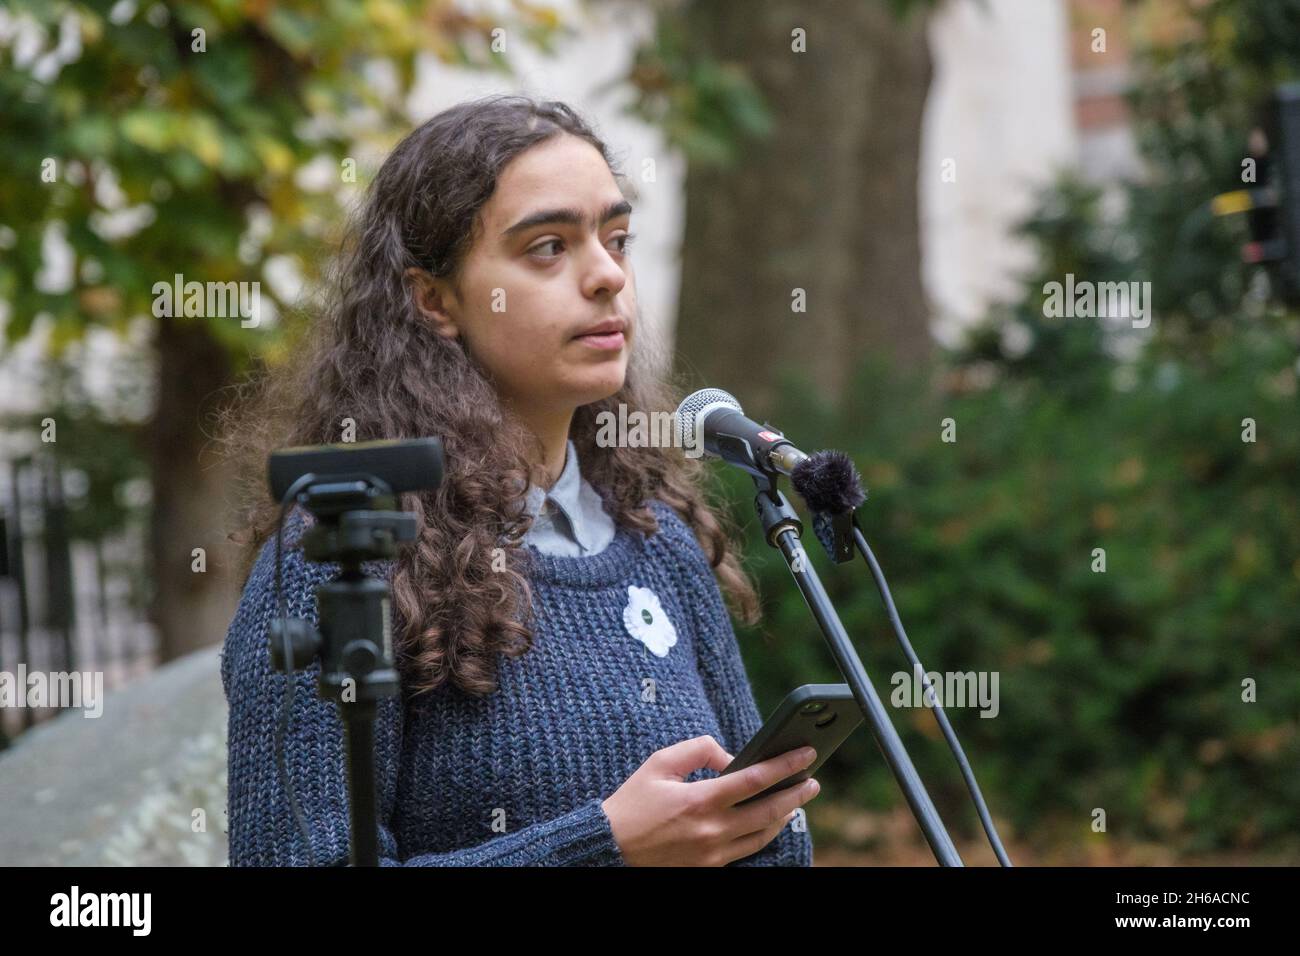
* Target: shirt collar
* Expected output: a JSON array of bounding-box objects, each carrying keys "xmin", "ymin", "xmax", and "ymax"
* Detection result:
[{"xmin": 524, "ymin": 439, "xmax": 598, "ymax": 553}]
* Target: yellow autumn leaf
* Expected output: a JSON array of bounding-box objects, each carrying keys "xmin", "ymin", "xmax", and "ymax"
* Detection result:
[
  {"xmin": 252, "ymin": 136, "xmax": 295, "ymax": 176},
  {"xmin": 79, "ymin": 9, "xmax": 105, "ymax": 44},
  {"xmin": 187, "ymin": 115, "xmax": 224, "ymax": 168},
  {"xmin": 517, "ymin": 1, "xmax": 561, "ymax": 29},
  {"xmin": 120, "ymin": 111, "xmax": 174, "ymax": 152},
  {"xmin": 304, "ymin": 86, "xmax": 333, "ymax": 114},
  {"xmin": 365, "ymin": 0, "xmax": 408, "ymax": 32}
]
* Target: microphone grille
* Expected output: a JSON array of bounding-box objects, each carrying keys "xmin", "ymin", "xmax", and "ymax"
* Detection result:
[{"xmin": 674, "ymin": 388, "xmax": 742, "ymax": 448}]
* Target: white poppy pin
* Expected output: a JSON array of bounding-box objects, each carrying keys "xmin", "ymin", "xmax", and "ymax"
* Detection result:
[{"xmin": 622, "ymin": 585, "xmax": 678, "ymax": 657}]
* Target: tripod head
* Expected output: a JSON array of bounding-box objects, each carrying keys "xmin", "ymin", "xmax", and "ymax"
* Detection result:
[
  {"xmin": 268, "ymin": 476, "xmax": 416, "ymax": 705},
  {"xmin": 266, "ymin": 437, "xmax": 444, "ymax": 702}
]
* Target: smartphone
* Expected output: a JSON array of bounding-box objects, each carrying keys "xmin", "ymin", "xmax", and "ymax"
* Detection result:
[{"xmin": 720, "ymin": 683, "xmax": 863, "ymax": 805}]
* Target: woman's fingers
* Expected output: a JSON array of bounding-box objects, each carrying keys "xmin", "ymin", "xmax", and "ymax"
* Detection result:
[
  {"xmin": 720, "ymin": 782, "xmax": 818, "ymax": 863},
  {"xmin": 728, "ymin": 776, "xmax": 820, "ymax": 840},
  {"xmin": 701, "ymin": 745, "xmax": 817, "ymax": 808}
]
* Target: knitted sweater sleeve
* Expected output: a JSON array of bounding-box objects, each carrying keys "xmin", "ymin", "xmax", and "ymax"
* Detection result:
[
  {"xmin": 665, "ymin": 508, "xmax": 815, "ymax": 867},
  {"xmin": 221, "ymin": 518, "xmax": 625, "ymax": 867}
]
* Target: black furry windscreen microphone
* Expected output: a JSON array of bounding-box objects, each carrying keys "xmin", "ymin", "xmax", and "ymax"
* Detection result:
[
  {"xmin": 790, "ymin": 450, "xmax": 867, "ymax": 562},
  {"xmin": 791, "ymin": 450, "xmax": 866, "ymax": 514}
]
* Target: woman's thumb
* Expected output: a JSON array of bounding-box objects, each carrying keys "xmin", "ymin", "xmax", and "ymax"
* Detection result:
[{"xmin": 657, "ymin": 735, "xmax": 732, "ymax": 777}]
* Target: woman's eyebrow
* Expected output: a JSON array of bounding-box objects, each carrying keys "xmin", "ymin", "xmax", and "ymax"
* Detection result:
[{"xmin": 500, "ymin": 198, "xmax": 633, "ymax": 240}]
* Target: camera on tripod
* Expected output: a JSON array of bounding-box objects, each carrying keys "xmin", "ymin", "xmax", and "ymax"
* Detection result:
[{"xmin": 264, "ymin": 436, "xmax": 444, "ymax": 866}]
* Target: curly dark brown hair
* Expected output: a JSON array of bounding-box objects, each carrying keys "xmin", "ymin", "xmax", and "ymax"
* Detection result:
[{"xmin": 218, "ymin": 93, "xmax": 760, "ymax": 700}]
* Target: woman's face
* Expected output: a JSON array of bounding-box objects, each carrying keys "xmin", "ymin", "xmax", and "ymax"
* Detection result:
[{"xmin": 420, "ymin": 133, "xmax": 638, "ymax": 417}]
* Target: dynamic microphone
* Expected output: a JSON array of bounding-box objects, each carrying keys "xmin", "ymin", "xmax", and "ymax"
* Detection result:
[
  {"xmin": 673, "ymin": 388, "xmax": 869, "ymax": 560},
  {"xmin": 673, "ymin": 387, "xmax": 810, "ymax": 476}
]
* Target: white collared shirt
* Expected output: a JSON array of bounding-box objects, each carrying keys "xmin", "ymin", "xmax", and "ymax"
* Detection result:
[{"xmin": 522, "ymin": 439, "xmax": 617, "ymax": 557}]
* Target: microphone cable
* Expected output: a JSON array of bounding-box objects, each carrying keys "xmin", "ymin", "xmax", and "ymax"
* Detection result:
[
  {"xmin": 793, "ymin": 450, "xmax": 1013, "ymax": 867},
  {"xmin": 851, "ymin": 522, "xmax": 1013, "ymax": 867}
]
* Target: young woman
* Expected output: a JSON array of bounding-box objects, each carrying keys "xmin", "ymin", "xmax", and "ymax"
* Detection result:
[{"xmin": 220, "ymin": 94, "xmax": 820, "ymax": 866}]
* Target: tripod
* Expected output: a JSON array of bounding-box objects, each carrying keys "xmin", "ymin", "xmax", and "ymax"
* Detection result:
[{"xmin": 269, "ymin": 477, "xmax": 416, "ymax": 866}]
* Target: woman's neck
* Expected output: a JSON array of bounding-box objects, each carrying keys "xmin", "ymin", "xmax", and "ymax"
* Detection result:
[{"xmin": 505, "ymin": 398, "xmax": 575, "ymax": 489}]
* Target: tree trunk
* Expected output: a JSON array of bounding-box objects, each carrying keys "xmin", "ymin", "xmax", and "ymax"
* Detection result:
[
  {"xmin": 149, "ymin": 316, "xmax": 240, "ymax": 661},
  {"xmin": 673, "ymin": 0, "xmax": 934, "ymax": 413}
]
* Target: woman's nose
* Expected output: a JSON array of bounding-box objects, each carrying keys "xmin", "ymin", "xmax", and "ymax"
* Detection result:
[{"xmin": 582, "ymin": 240, "xmax": 627, "ymax": 298}]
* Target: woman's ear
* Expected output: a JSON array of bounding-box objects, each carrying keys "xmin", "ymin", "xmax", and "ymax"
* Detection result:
[{"xmin": 405, "ymin": 267, "xmax": 460, "ymax": 340}]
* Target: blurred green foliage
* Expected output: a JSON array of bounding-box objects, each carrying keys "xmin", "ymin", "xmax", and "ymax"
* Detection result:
[
  {"xmin": 725, "ymin": 0, "xmax": 1300, "ymax": 855},
  {"xmin": 0, "ymin": 0, "xmax": 558, "ymax": 361},
  {"xmin": 730, "ymin": 331, "xmax": 1298, "ymax": 854}
]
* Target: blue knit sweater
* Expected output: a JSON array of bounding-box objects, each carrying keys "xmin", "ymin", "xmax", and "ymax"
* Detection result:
[{"xmin": 221, "ymin": 498, "xmax": 813, "ymax": 866}]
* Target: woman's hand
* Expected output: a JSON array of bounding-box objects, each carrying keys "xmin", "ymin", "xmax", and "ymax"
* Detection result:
[{"xmin": 600, "ymin": 735, "xmax": 820, "ymax": 866}]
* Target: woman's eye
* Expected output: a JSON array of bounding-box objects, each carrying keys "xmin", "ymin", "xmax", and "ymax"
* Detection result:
[
  {"xmin": 528, "ymin": 232, "xmax": 636, "ymax": 259},
  {"xmin": 530, "ymin": 239, "xmax": 564, "ymax": 257}
]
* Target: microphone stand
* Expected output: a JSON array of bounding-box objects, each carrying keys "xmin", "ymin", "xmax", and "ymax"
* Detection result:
[
  {"xmin": 810, "ymin": 501, "xmax": 1014, "ymax": 867},
  {"xmin": 749, "ymin": 469, "xmax": 964, "ymax": 866}
]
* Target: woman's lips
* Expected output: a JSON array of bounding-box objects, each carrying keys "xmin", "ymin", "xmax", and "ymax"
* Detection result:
[{"xmin": 573, "ymin": 330, "xmax": 625, "ymax": 350}]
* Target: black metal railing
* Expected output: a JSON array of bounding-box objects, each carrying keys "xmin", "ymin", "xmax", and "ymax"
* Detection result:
[{"xmin": 0, "ymin": 453, "xmax": 157, "ymax": 748}]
